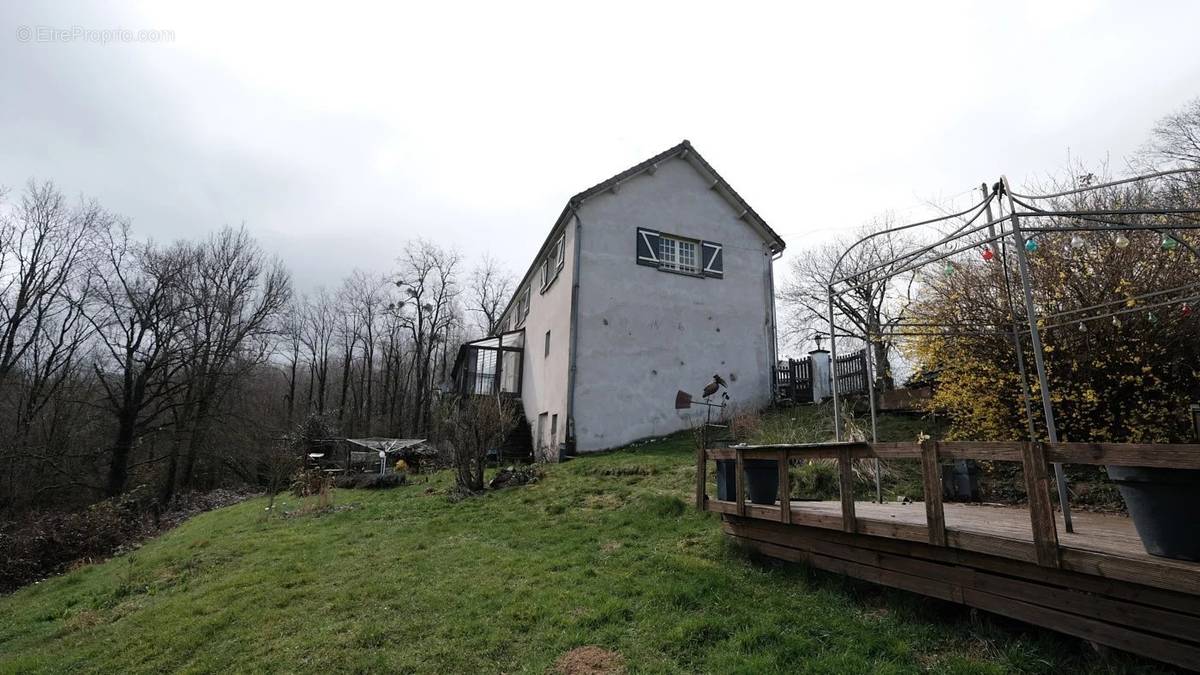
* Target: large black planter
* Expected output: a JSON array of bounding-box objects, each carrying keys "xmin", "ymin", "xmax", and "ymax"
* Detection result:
[
  {"xmin": 714, "ymin": 459, "xmax": 780, "ymax": 505},
  {"xmin": 744, "ymin": 459, "xmax": 780, "ymax": 505},
  {"xmin": 716, "ymin": 460, "xmax": 736, "ymax": 501},
  {"xmin": 1107, "ymin": 465, "xmax": 1200, "ymax": 561}
]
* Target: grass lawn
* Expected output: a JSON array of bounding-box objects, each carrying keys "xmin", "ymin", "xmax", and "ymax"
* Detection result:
[{"xmin": 0, "ymin": 415, "xmax": 1168, "ymax": 673}]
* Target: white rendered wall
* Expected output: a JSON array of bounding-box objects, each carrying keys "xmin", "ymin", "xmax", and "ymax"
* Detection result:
[
  {"xmin": 498, "ymin": 222, "xmax": 576, "ymax": 461},
  {"xmin": 572, "ymin": 157, "xmax": 777, "ymax": 452}
]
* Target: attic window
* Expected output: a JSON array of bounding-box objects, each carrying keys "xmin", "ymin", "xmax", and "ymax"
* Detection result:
[
  {"xmin": 637, "ymin": 227, "xmax": 722, "ymax": 278},
  {"xmin": 659, "ymin": 236, "xmax": 698, "ymax": 274}
]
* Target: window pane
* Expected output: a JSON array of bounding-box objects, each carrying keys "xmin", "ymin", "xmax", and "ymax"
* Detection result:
[
  {"xmin": 659, "ymin": 237, "xmax": 677, "ymax": 270},
  {"xmin": 678, "ymin": 240, "xmax": 697, "ymax": 273}
]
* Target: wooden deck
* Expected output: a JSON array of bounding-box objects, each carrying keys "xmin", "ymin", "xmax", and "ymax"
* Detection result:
[{"xmin": 698, "ymin": 441, "xmax": 1200, "ymax": 670}]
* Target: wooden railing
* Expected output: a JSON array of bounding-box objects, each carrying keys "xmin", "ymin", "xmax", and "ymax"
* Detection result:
[{"xmin": 697, "ymin": 441, "xmax": 1200, "ymax": 569}]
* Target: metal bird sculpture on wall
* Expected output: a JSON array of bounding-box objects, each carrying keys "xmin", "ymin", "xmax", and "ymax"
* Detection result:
[{"xmin": 702, "ymin": 373, "xmax": 728, "ymax": 399}]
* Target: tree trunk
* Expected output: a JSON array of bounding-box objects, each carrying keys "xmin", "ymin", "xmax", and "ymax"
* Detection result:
[
  {"xmin": 106, "ymin": 413, "xmax": 137, "ymax": 497},
  {"xmin": 873, "ymin": 341, "xmax": 894, "ymax": 391},
  {"xmin": 180, "ymin": 397, "xmax": 211, "ymax": 489}
]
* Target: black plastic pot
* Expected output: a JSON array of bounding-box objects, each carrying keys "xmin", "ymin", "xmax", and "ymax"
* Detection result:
[
  {"xmin": 716, "ymin": 460, "xmax": 736, "ymax": 501},
  {"xmin": 714, "ymin": 459, "xmax": 780, "ymax": 505},
  {"xmin": 1107, "ymin": 465, "xmax": 1200, "ymax": 561},
  {"xmin": 744, "ymin": 459, "xmax": 780, "ymax": 505}
]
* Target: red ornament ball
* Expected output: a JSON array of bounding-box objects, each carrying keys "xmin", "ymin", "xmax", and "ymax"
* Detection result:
[{"xmin": 981, "ymin": 248, "xmax": 995, "ymax": 262}]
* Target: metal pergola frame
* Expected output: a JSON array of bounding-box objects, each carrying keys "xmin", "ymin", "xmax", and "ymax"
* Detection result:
[{"xmin": 824, "ymin": 167, "xmax": 1200, "ymax": 532}]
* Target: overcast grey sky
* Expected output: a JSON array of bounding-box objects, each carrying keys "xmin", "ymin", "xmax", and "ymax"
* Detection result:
[{"xmin": 3, "ymin": 1, "xmax": 1199, "ymax": 291}]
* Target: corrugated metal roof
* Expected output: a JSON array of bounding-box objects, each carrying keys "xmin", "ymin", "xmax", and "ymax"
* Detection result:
[{"xmin": 344, "ymin": 438, "xmax": 427, "ymax": 451}]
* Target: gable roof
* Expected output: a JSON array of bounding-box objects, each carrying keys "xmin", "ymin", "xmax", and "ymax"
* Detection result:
[
  {"xmin": 566, "ymin": 140, "xmax": 785, "ymax": 252},
  {"xmin": 497, "ymin": 140, "xmax": 786, "ymax": 329}
]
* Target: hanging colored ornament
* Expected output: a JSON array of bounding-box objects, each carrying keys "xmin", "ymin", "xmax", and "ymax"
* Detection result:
[
  {"xmin": 981, "ymin": 248, "xmax": 994, "ymax": 262},
  {"xmin": 1183, "ymin": 303, "xmax": 1193, "ymax": 317},
  {"xmin": 1112, "ymin": 316, "xmax": 1121, "ymax": 328},
  {"xmin": 1114, "ymin": 233, "xmax": 1130, "ymax": 248},
  {"xmin": 1148, "ymin": 311, "xmax": 1158, "ymax": 324},
  {"xmin": 1077, "ymin": 321, "xmax": 1086, "ymax": 332},
  {"xmin": 1161, "ymin": 234, "xmax": 1180, "ymax": 251},
  {"xmin": 1070, "ymin": 234, "xmax": 1087, "ymax": 249},
  {"xmin": 942, "ymin": 262, "xmax": 955, "ymax": 277},
  {"xmin": 1025, "ymin": 238, "xmax": 1039, "ymax": 252}
]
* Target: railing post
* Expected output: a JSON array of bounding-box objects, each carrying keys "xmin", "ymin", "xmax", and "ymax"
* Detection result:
[
  {"xmin": 921, "ymin": 441, "xmax": 947, "ymax": 546},
  {"xmin": 1021, "ymin": 441, "xmax": 1062, "ymax": 568},
  {"xmin": 778, "ymin": 450, "xmax": 791, "ymax": 524},
  {"xmin": 735, "ymin": 449, "xmax": 746, "ymax": 517},
  {"xmin": 695, "ymin": 446, "xmax": 706, "ymax": 511},
  {"xmin": 838, "ymin": 447, "xmax": 857, "ymax": 532}
]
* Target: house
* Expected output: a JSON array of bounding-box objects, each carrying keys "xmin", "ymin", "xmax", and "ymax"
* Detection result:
[{"xmin": 451, "ymin": 140, "xmax": 785, "ymax": 459}]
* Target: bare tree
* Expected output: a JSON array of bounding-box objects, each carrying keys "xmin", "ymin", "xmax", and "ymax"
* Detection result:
[
  {"xmin": 1142, "ymin": 96, "xmax": 1200, "ymax": 167},
  {"xmin": 466, "ymin": 255, "xmax": 515, "ymax": 337},
  {"xmin": 392, "ymin": 240, "xmax": 461, "ymax": 433},
  {"xmin": 0, "ymin": 181, "xmax": 104, "ymax": 381},
  {"xmin": 300, "ymin": 289, "xmax": 336, "ymax": 415},
  {"xmin": 281, "ymin": 300, "xmax": 304, "ymax": 424},
  {"xmin": 87, "ymin": 225, "xmax": 193, "ymax": 497},
  {"xmin": 343, "ymin": 270, "xmax": 387, "ymax": 435},
  {"xmin": 779, "ymin": 219, "xmax": 917, "ymax": 390},
  {"xmin": 167, "ymin": 226, "xmax": 291, "ymax": 498}
]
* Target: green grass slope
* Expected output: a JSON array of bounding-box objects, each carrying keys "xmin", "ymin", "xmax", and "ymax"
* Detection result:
[{"xmin": 0, "ymin": 434, "xmax": 1167, "ymax": 674}]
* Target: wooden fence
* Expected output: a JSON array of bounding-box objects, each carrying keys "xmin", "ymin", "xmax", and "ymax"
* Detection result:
[
  {"xmin": 834, "ymin": 349, "xmax": 868, "ymax": 396},
  {"xmin": 774, "ymin": 356, "xmax": 813, "ymax": 403}
]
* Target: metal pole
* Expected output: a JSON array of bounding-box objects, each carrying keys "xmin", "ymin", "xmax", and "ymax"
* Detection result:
[
  {"xmin": 983, "ymin": 185, "xmax": 1039, "ymax": 441},
  {"xmin": 1002, "ymin": 176, "xmax": 1074, "ymax": 533},
  {"xmin": 861, "ymin": 285, "xmax": 881, "ymax": 502},
  {"xmin": 863, "ymin": 333, "xmax": 882, "ymax": 503},
  {"xmin": 829, "ymin": 291, "xmax": 842, "ymax": 441}
]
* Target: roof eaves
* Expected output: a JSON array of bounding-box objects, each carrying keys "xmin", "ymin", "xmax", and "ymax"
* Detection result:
[{"xmin": 493, "ymin": 140, "xmax": 785, "ymax": 333}]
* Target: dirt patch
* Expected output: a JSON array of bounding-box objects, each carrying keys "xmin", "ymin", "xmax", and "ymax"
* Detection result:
[{"xmin": 553, "ymin": 646, "xmax": 625, "ymax": 675}]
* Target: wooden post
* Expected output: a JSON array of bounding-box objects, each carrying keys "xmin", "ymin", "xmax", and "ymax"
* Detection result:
[
  {"xmin": 695, "ymin": 446, "xmax": 706, "ymax": 511},
  {"xmin": 778, "ymin": 450, "xmax": 791, "ymax": 524},
  {"xmin": 838, "ymin": 447, "xmax": 857, "ymax": 533},
  {"xmin": 1022, "ymin": 441, "xmax": 1062, "ymax": 568},
  {"xmin": 735, "ymin": 449, "xmax": 746, "ymax": 517},
  {"xmin": 921, "ymin": 441, "xmax": 947, "ymax": 546}
]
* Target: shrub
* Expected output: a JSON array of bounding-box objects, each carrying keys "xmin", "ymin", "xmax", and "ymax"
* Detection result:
[
  {"xmin": 431, "ymin": 396, "xmax": 519, "ymax": 493},
  {"xmin": 0, "ymin": 500, "xmax": 149, "ymax": 593},
  {"xmin": 289, "ymin": 468, "xmax": 327, "ymax": 497},
  {"xmin": 332, "ymin": 473, "xmax": 408, "ymax": 490},
  {"xmin": 789, "ymin": 460, "xmax": 841, "ymax": 500},
  {"xmin": 488, "ymin": 465, "xmax": 543, "ymax": 489}
]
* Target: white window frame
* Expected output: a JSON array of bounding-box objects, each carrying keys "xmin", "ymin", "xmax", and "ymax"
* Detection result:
[
  {"xmin": 541, "ymin": 233, "xmax": 567, "ymax": 292},
  {"xmin": 513, "ymin": 286, "xmax": 530, "ymax": 326},
  {"xmin": 658, "ymin": 234, "xmax": 699, "ymax": 274}
]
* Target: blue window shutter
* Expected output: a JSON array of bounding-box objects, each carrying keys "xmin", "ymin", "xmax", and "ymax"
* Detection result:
[
  {"xmin": 636, "ymin": 228, "xmax": 660, "ymax": 266},
  {"xmin": 702, "ymin": 241, "xmax": 723, "ymax": 278}
]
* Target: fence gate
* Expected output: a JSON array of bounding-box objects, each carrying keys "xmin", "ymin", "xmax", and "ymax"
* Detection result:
[
  {"xmin": 834, "ymin": 349, "xmax": 868, "ymax": 396},
  {"xmin": 775, "ymin": 356, "xmax": 814, "ymax": 403}
]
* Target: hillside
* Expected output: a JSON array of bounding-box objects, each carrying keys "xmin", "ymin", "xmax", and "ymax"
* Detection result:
[{"xmin": 0, "ymin": 433, "xmax": 1164, "ymax": 674}]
